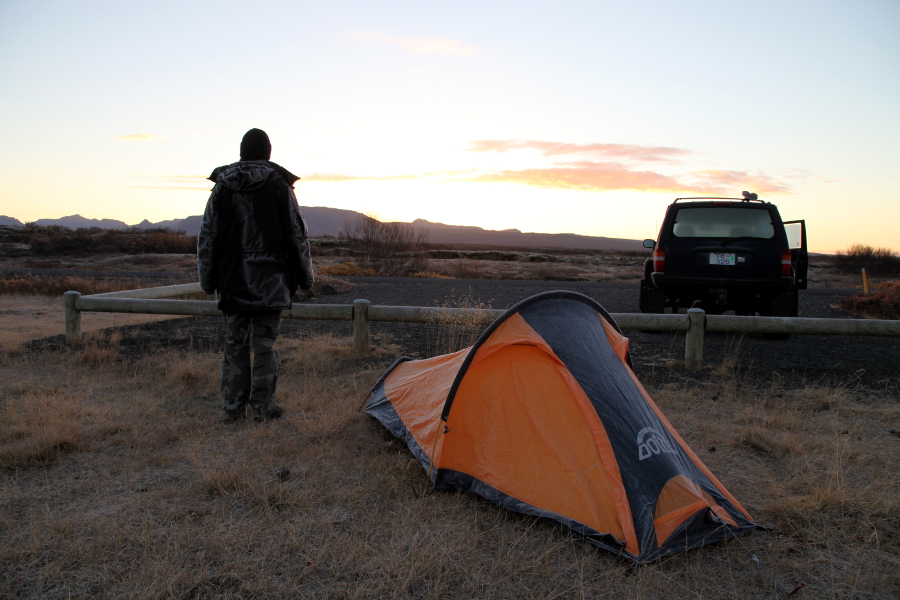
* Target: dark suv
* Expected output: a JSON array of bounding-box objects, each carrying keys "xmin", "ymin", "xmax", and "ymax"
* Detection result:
[{"xmin": 640, "ymin": 192, "xmax": 807, "ymax": 336}]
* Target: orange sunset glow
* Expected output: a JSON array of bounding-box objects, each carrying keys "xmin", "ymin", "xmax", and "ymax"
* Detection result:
[{"xmin": 0, "ymin": 1, "xmax": 897, "ymax": 253}]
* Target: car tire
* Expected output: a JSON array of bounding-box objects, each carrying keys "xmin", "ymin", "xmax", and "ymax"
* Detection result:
[
  {"xmin": 639, "ymin": 278, "xmax": 665, "ymax": 314},
  {"xmin": 763, "ymin": 288, "xmax": 798, "ymax": 341},
  {"xmin": 639, "ymin": 275, "xmax": 665, "ymax": 333}
]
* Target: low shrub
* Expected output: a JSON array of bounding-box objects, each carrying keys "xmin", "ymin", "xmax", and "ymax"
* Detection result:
[
  {"xmin": 833, "ymin": 244, "xmax": 900, "ymax": 276},
  {"xmin": 24, "ymin": 226, "xmax": 197, "ymax": 255},
  {"xmin": 343, "ymin": 213, "xmax": 429, "ymax": 276},
  {"xmin": 838, "ymin": 281, "xmax": 900, "ymax": 320}
]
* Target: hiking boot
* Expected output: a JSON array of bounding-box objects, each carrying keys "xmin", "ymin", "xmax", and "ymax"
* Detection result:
[
  {"xmin": 253, "ymin": 404, "xmax": 284, "ymax": 423},
  {"xmin": 222, "ymin": 404, "xmax": 249, "ymax": 424}
]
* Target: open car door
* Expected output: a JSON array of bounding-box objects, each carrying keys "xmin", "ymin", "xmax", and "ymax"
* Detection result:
[{"xmin": 783, "ymin": 220, "xmax": 808, "ymax": 289}]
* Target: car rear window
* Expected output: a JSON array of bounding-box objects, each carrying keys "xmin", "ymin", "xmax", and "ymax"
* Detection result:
[{"xmin": 672, "ymin": 207, "xmax": 775, "ymax": 239}]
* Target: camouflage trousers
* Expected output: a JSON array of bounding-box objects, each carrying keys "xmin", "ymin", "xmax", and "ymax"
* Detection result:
[{"xmin": 221, "ymin": 311, "xmax": 282, "ymax": 415}]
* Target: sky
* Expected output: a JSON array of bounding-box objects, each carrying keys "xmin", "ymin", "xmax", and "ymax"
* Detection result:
[{"xmin": 0, "ymin": 0, "xmax": 898, "ymax": 253}]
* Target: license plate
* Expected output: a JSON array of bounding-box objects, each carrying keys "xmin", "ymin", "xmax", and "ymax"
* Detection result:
[{"xmin": 710, "ymin": 252, "xmax": 736, "ymax": 265}]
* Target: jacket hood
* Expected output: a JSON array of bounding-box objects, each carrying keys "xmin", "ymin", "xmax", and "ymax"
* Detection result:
[{"xmin": 208, "ymin": 160, "xmax": 300, "ymax": 191}]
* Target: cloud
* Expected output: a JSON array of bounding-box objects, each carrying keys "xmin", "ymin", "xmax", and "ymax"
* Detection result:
[
  {"xmin": 466, "ymin": 139, "xmax": 690, "ymax": 163},
  {"xmin": 114, "ymin": 133, "xmax": 166, "ymax": 141},
  {"xmin": 462, "ymin": 140, "xmax": 793, "ymax": 194},
  {"xmin": 302, "ymin": 163, "xmax": 793, "ymax": 195},
  {"xmin": 291, "ymin": 139, "xmax": 795, "ymax": 196},
  {"xmin": 687, "ymin": 170, "xmax": 792, "ymax": 194},
  {"xmin": 350, "ymin": 32, "xmax": 480, "ymax": 56},
  {"xmin": 303, "ymin": 163, "xmax": 706, "ymax": 193},
  {"xmin": 458, "ymin": 161, "xmax": 704, "ymax": 193},
  {"xmin": 459, "ymin": 163, "xmax": 795, "ymax": 195}
]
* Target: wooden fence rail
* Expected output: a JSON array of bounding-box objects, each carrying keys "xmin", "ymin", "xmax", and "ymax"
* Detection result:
[
  {"xmin": 64, "ymin": 285, "xmax": 900, "ymax": 372},
  {"xmin": 90, "ymin": 282, "xmax": 206, "ymax": 300}
]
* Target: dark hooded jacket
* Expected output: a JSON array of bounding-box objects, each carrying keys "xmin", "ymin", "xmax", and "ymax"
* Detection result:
[{"xmin": 197, "ymin": 160, "xmax": 314, "ymax": 312}]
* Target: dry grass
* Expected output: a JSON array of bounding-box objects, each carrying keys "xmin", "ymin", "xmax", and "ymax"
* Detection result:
[
  {"xmin": 0, "ymin": 295, "xmax": 178, "ymax": 357},
  {"xmin": 0, "ymin": 246, "xmax": 893, "ymax": 289},
  {"xmin": 312, "ymin": 251, "xmax": 647, "ymax": 282},
  {"xmin": 652, "ymin": 377, "xmax": 900, "ymax": 598},
  {"xmin": 1, "ymin": 315, "xmax": 899, "ymax": 598},
  {"xmin": 424, "ymin": 291, "xmax": 495, "ymax": 356},
  {"xmin": 317, "ymin": 262, "xmax": 377, "ymax": 277},
  {"xmin": 839, "ymin": 281, "xmax": 900, "ymax": 320},
  {"xmin": 0, "ymin": 274, "xmax": 194, "ymax": 296},
  {"xmin": 1, "ymin": 252, "xmax": 199, "ymax": 274}
]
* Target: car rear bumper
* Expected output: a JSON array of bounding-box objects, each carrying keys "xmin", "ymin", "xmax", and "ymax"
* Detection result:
[{"xmin": 650, "ymin": 273, "xmax": 794, "ymax": 294}]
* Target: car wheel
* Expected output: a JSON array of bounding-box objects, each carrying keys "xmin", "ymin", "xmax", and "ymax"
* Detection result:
[
  {"xmin": 639, "ymin": 278, "xmax": 665, "ymax": 314},
  {"xmin": 763, "ymin": 288, "xmax": 798, "ymax": 340},
  {"xmin": 639, "ymin": 277, "xmax": 665, "ymax": 334}
]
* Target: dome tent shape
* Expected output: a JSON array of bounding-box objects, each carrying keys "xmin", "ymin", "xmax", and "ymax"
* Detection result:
[{"xmin": 364, "ymin": 291, "xmax": 754, "ymax": 561}]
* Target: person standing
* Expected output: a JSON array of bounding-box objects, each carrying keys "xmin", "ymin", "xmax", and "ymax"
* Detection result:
[{"xmin": 197, "ymin": 128, "xmax": 314, "ymax": 423}]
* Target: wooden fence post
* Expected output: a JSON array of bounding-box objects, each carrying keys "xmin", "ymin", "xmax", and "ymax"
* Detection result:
[
  {"xmin": 684, "ymin": 308, "xmax": 706, "ymax": 372},
  {"xmin": 353, "ymin": 299, "xmax": 370, "ymax": 357},
  {"xmin": 64, "ymin": 291, "xmax": 82, "ymax": 344}
]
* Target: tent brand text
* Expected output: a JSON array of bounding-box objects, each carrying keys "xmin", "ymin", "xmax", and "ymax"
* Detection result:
[{"xmin": 637, "ymin": 426, "xmax": 677, "ymax": 460}]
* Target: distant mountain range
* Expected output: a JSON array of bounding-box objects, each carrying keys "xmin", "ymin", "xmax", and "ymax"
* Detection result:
[
  {"xmin": 0, "ymin": 216, "xmax": 25, "ymax": 226},
  {"xmin": 0, "ymin": 209, "xmax": 644, "ymax": 251}
]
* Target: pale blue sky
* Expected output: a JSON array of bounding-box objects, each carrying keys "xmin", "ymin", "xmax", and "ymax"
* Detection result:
[{"xmin": 1, "ymin": 0, "xmax": 897, "ymax": 252}]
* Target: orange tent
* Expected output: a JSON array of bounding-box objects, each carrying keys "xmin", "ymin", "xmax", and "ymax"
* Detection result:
[{"xmin": 364, "ymin": 291, "xmax": 754, "ymax": 561}]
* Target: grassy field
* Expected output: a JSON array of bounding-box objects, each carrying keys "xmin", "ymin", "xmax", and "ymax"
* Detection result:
[
  {"xmin": 0, "ymin": 294, "xmax": 180, "ymax": 353},
  {"xmin": 1, "ymin": 298, "xmax": 898, "ymax": 599},
  {"xmin": 1, "ymin": 245, "xmax": 887, "ymax": 289}
]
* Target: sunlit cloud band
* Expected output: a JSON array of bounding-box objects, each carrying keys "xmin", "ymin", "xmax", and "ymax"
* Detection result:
[
  {"xmin": 467, "ymin": 139, "xmax": 690, "ymax": 163},
  {"xmin": 132, "ymin": 140, "xmax": 791, "ymax": 197}
]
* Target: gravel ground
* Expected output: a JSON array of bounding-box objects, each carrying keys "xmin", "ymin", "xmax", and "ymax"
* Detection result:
[
  {"xmin": 335, "ymin": 278, "xmax": 899, "ymax": 393},
  {"xmin": 31, "ymin": 278, "xmax": 898, "ymax": 393}
]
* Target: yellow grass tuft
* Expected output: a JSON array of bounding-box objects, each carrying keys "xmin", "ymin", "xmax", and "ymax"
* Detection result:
[
  {"xmin": 733, "ymin": 427, "xmax": 798, "ymax": 458},
  {"xmin": 425, "ymin": 291, "xmax": 494, "ymax": 356}
]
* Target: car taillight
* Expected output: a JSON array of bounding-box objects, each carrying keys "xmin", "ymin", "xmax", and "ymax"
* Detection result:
[
  {"xmin": 654, "ymin": 247, "xmax": 666, "ymax": 272},
  {"xmin": 781, "ymin": 250, "xmax": 792, "ymax": 276}
]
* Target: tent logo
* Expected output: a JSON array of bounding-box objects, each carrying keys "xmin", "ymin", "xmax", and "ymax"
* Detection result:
[{"xmin": 637, "ymin": 427, "xmax": 676, "ymax": 460}]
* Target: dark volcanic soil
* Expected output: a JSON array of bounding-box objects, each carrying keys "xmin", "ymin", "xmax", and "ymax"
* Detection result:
[{"xmin": 31, "ymin": 278, "xmax": 899, "ymax": 393}]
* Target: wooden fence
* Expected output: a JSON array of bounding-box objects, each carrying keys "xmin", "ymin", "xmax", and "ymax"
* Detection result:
[{"xmin": 64, "ymin": 283, "xmax": 900, "ymax": 372}]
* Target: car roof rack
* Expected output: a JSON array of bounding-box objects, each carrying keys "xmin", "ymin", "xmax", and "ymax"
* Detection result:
[{"xmin": 673, "ymin": 193, "xmax": 766, "ymax": 204}]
